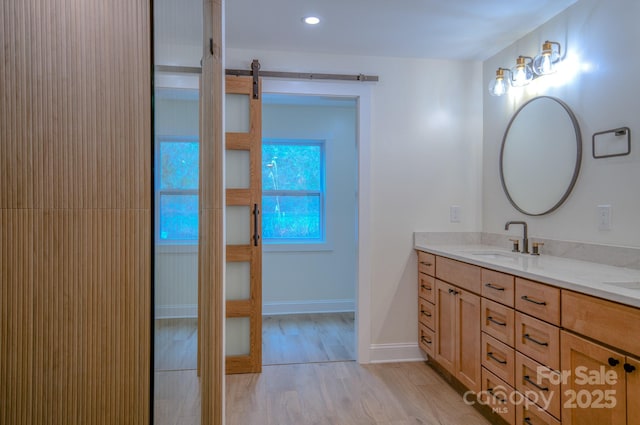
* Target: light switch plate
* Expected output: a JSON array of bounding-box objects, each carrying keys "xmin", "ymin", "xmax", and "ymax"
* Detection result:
[
  {"xmin": 450, "ymin": 205, "xmax": 461, "ymax": 223},
  {"xmin": 598, "ymin": 205, "xmax": 612, "ymax": 230}
]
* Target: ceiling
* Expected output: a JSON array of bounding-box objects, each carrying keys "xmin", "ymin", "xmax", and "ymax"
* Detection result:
[{"xmin": 225, "ymin": 0, "xmax": 579, "ymax": 61}]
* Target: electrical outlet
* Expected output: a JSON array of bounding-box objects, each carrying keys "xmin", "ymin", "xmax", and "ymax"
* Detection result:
[
  {"xmin": 450, "ymin": 205, "xmax": 461, "ymax": 223},
  {"xmin": 598, "ymin": 205, "xmax": 612, "ymax": 230}
]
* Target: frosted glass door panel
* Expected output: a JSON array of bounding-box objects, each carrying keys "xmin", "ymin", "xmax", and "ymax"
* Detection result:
[
  {"xmin": 225, "ymin": 150, "xmax": 250, "ymax": 189},
  {"xmin": 226, "ymin": 261, "xmax": 250, "ymax": 300},
  {"xmin": 226, "ymin": 317, "xmax": 250, "ymax": 356},
  {"xmin": 226, "ymin": 206, "xmax": 251, "ymax": 245},
  {"xmin": 225, "ymin": 94, "xmax": 250, "ymax": 133}
]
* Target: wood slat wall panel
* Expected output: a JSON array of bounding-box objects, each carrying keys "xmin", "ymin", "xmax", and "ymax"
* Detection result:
[
  {"xmin": 13, "ymin": 0, "xmax": 151, "ymax": 210},
  {"xmin": 200, "ymin": 0, "xmax": 224, "ymax": 423},
  {"xmin": 0, "ymin": 210, "xmax": 34, "ymax": 425},
  {"xmin": 30, "ymin": 211, "xmax": 150, "ymax": 424},
  {"xmin": 0, "ymin": 0, "xmax": 151, "ymax": 423}
]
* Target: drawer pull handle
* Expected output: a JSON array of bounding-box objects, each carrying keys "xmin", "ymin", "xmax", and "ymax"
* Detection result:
[
  {"xmin": 487, "ymin": 388, "xmax": 507, "ymax": 403},
  {"xmin": 487, "ymin": 316, "xmax": 507, "ymax": 327},
  {"xmin": 523, "ymin": 418, "xmax": 533, "ymax": 425},
  {"xmin": 624, "ymin": 363, "xmax": 636, "ymax": 373},
  {"xmin": 524, "ymin": 334, "xmax": 548, "ymax": 346},
  {"xmin": 487, "ymin": 352, "xmax": 507, "ymax": 365},
  {"xmin": 420, "ymin": 284, "xmax": 432, "ymax": 291},
  {"xmin": 521, "ymin": 295, "xmax": 547, "ymax": 306},
  {"xmin": 523, "ymin": 375, "xmax": 549, "ymax": 391},
  {"xmin": 420, "ymin": 310, "xmax": 432, "ymax": 318},
  {"xmin": 421, "ymin": 336, "xmax": 432, "ymax": 345},
  {"xmin": 485, "ymin": 283, "xmax": 505, "ymax": 291},
  {"xmin": 608, "ymin": 357, "xmax": 620, "ymax": 367},
  {"xmin": 420, "ymin": 261, "xmax": 432, "ymax": 266},
  {"xmin": 448, "ymin": 288, "xmax": 459, "ymax": 295}
]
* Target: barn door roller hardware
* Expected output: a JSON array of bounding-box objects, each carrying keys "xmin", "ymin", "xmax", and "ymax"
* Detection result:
[{"xmin": 225, "ymin": 59, "xmax": 379, "ymax": 99}]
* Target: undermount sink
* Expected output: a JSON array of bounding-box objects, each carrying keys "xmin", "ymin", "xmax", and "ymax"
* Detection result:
[
  {"xmin": 604, "ymin": 281, "xmax": 640, "ymax": 290},
  {"xmin": 469, "ymin": 252, "xmax": 516, "ymax": 260}
]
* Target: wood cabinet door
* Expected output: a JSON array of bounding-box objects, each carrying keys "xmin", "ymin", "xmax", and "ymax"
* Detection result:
[
  {"xmin": 457, "ymin": 289, "xmax": 481, "ymax": 392},
  {"xmin": 560, "ymin": 331, "xmax": 626, "ymax": 425},
  {"xmin": 627, "ymin": 356, "xmax": 640, "ymax": 425},
  {"xmin": 435, "ymin": 279, "xmax": 456, "ymax": 374}
]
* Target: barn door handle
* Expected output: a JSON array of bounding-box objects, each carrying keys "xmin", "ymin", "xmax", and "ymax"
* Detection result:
[{"xmin": 253, "ymin": 203, "xmax": 260, "ymax": 246}]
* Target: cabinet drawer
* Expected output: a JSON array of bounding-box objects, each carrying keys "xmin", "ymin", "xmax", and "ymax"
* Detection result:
[
  {"xmin": 515, "ymin": 402, "xmax": 561, "ymax": 425},
  {"xmin": 482, "ymin": 332, "xmax": 515, "ymax": 386},
  {"xmin": 480, "ymin": 367, "xmax": 516, "ymax": 425},
  {"xmin": 417, "ymin": 251, "xmax": 435, "ymax": 276},
  {"xmin": 515, "ymin": 352, "xmax": 561, "ymax": 420},
  {"xmin": 418, "ymin": 298, "xmax": 435, "ymax": 330},
  {"xmin": 418, "ymin": 273, "xmax": 435, "ymax": 303},
  {"xmin": 562, "ymin": 289, "xmax": 640, "ymax": 356},
  {"xmin": 516, "ymin": 312, "xmax": 560, "ymax": 371},
  {"xmin": 481, "ymin": 298, "xmax": 515, "ymax": 347},
  {"xmin": 418, "ymin": 323, "xmax": 435, "ymax": 357},
  {"xmin": 482, "ymin": 269, "xmax": 515, "ymax": 307},
  {"xmin": 515, "ymin": 278, "xmax": 560, "ymax": 325},
  {"xmin": 436, "ymin": 256, "xmax": 481, "ymax": 294}
]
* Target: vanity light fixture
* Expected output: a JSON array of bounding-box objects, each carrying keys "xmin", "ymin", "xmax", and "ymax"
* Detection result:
[
  {"xmin": 488, "ymin": 40, "xmax": 564, "ymax": 96},
  {"xmin": 511, "ymin": 56, "xmax": 534, "ymax": 87},
  {"xmin": 533, "ymin": 41, "xmax": 562, "ymax": 75},
  {"xmin": 489, "ymin": 68, "xmax": 511, "ymax": 97}
]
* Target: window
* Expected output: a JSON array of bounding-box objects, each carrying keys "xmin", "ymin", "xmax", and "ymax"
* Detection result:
[
  {"xmin": 262, "ymin": 140, "xmax": 325, "ymax": 243},
  {"xmin": 156, "ymin": 136, "xmax": 199, "ymax": 243}
]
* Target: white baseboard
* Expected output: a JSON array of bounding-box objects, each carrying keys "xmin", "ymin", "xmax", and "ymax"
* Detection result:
[
  {"xmin": 368, "ymin": 343, "xmax": 428, "ymax": 363},
  {"xmin": 262, "ymin": 299, "xmax": 355, "ymax": 315},
  {"xmin": 155, "ymin": 304, "xmax": 198, "ymax": 319}
]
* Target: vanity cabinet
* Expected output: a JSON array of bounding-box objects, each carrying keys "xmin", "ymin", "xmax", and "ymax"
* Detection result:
[
  {"xmin": 434, "ymin": 279, "xmax": 481, "ymax": 392},
  {"xmin": 416, "ymin": 248, "xmax": 640, "ymax": 425},
  {"xmin": 561, "ymin": 290, "xmax": 640, "ymax": 425},
  {"xmin": 417, "ymin": 251, "xmax": 436, "ymax": 357},
  {"xmin": 433, "ymin": 256, "xmax": 481, "ymax": 392},
  {"xmin": 559, "ymin": 331, "xmax": 629, "ymax": 425}
]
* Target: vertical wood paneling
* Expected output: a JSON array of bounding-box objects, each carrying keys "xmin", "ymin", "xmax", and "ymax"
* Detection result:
[
  {"xmin": 0, "ymin": 211, "xmax": 34, "ymax": 425},
  {"xmin": 200, "ymin": 0, "xmax": 224, "ymax": 423},
  {"xmin": 29, "ymin": 211, "xmax": 151, "ymax": 424},
  {"xmin": 1, "ymin": 0, "xmax": 151, "ymax": 424}
]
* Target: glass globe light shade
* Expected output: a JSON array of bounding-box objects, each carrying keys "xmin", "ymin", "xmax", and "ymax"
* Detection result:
[
  {"xmin": 533, "ymin": 42, "xmax": 561, "ymax": 75},
  {"xmin": 511, "ymin": 57, "xmax": 533, "ymax": 87},
  {"xmin": 488, "ymin": 69, "xmax": 509, "ymax": 96}
]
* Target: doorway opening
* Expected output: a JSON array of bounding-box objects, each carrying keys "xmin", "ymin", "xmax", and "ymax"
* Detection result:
[{"xmin": 261, "ymin": 93, "xmax": 358, "ymax": 365}]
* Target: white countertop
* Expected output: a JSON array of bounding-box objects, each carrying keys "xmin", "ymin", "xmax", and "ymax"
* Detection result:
[{"xmin": 414, "ymin": 242, "xmax": 640, "ymax": 308}]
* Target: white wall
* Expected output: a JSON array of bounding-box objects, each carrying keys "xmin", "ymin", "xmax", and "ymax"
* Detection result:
[
  {"xmin": 262, "ymin": 101, "xmax": 358, "ymax": 314},
  {"xmin": 483, "ymin": 0, "xmax": 640, "ymax": 248},
  {"xmin": 155, "ymin": 96, "xmax": 199, "ymax": 318},
  {"xmin": 227, "ymin": 48, "xmax": 484, "ymax": 347}
]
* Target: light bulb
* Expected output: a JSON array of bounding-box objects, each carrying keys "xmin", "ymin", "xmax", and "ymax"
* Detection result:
[
  {"xmin": 533, "ymin": 41, "xmax": 561, "ymax": 75},
  {"xmin": 488, "ymin": 68, "xmax": 509, "ymax": 96},
  {"xmin": 511, "ymin": 56, "xmax": 533, "ymax": 87}
]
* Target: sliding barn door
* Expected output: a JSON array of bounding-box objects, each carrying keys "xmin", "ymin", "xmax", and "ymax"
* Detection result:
[{"xmin": 224, "ymin": 76, "xmax": 262, "ymax": 374}]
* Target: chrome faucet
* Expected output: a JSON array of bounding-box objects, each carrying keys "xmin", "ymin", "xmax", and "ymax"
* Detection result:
[{"xmin": 505, "ymin": 221, "xmax": 529, "ymax": 254}]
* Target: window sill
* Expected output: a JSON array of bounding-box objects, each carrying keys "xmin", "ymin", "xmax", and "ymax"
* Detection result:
[
  {"xmin": 155, "ymin": 243, "xmax": 198, "ymax": 254},
  {"xmin": 263, "ymin": 241, "xmax": 333, "ymax": 253}
]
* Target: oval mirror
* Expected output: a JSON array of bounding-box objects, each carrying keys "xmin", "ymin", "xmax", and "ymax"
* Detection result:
[{"xmin": 500, "ymin": 96, "xmax": 582, "ymax": 216}]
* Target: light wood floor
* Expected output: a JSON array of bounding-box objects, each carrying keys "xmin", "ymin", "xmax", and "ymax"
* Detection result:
[
  {"xmin": 154, "ymin": 369, "xmax": 200, "ymax": 425},
  {"xmin": 262, "ymin": 312, "xmax": 355, "ymax": 365},
  {"xmin": 226, "ymin": 361, "xmax": 491, "ymax": 425},
  {"xmin": 155, "ymin": 318, "xmax": 198, "ymax": 371},
  {"xmin": 155, "ymin": 313, "xmax": 355, "ymax": 371},
  {"xmin": 155, "ymin": 361, "xmax": 491, "ymax": 425},
  {"xmin": 154, "ymin": 315, "xmax": 491, "ymax": 425}
]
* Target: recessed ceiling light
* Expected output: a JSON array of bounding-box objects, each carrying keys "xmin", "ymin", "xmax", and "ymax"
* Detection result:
[{"xmin": 303, "ymin": 16, "xmax": 320, "ymax": 25}]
